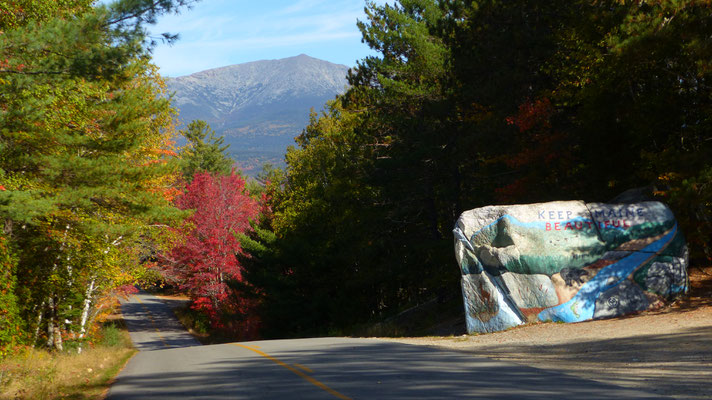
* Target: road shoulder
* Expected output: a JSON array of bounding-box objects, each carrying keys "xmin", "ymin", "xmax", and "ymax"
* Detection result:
[{"xmin": 384, "ymin": 303, "xmax": 712, "ymax": 400}]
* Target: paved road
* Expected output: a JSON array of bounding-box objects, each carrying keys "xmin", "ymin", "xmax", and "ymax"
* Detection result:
[
  {"xmin": 109, "ymin": 291, "xmax": 670, "ymax": 399},
  {"xmin": 119, "ymin": 290, "xmax": 201, "ymax": 351}
]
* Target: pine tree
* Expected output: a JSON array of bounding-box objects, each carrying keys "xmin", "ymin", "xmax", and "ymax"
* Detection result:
[
  {"xmin": 179, "ymin": 120, "xmax": 234, "ymax": 181},
  {"xmin": 0, "ymin": 0, "xmax": 193, "ymax": 350}
]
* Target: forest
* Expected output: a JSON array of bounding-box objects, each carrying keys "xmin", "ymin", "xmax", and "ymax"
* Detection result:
[{"xmin": 1, "ymin": 0, "xmax": 711, "ymax": 355}]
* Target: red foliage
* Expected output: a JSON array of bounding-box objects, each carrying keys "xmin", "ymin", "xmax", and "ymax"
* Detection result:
[
  {"xmin": 504, "ymin": 130, "xmax": 567, "ymax": 169},
  {"xmin": 505, "ymin": 98, "xmax": 553, "ymax": 133},
  {"xmin": 168, "ymin": 172, "xmax": 260, "ymax": 336},
  {"xmin": 495, "ymin": 176, "xmax": 535, "ymax": 202},
  {"xmin": 115, "ymin": 285, "xmax": 139, "ymax": 297},
  {"xmin": 497, "ymin": 97, "xmax": 577, "ymax": 203}
]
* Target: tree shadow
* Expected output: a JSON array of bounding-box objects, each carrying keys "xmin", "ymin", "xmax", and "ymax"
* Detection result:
[
  {"xmin": 454, "ymin": 325, "xmax": 712, "ymax": 399},
  {"xmin": 107, "ymin": 338, "xmax": 672, "ymax": 399},
  {"xmin": 120, "ymin": 293, "xmax": 201, "ymax": 351}
]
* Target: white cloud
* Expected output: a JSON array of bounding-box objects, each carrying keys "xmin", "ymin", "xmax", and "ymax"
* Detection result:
[
  {"xmin": 149, "ymin": 0, "xmax": 385, "ymax": 76},
  {"xmin": 276, "ymin": 0, "xmax": 331, "ymax": 16}
]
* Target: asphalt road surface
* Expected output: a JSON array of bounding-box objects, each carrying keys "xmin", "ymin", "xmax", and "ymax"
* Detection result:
[
  {"xmin": 108, "ymin": 291, "xmax": 670, "ymax": 399},
  {"xmin": 119, "ymin": 290, "xmax": 201, "ymax": 351}
]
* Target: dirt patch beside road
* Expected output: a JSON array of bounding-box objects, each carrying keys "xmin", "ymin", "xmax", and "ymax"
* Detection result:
[{"xmin": 385, "ymin": 267, "xmax": 712, "ymax": 400}]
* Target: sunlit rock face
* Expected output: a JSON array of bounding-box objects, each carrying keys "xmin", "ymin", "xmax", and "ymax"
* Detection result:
[{"xmin": 453, "ymin": 201, "xmax": 688, "ymax": 334}]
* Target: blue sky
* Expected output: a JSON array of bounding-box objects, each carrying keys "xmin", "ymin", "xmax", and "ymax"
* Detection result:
[{"xmin": 145, "ymin": 0, "xmax": 387, "ymax": 77}]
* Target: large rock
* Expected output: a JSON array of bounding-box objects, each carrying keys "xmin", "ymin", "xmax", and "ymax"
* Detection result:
[{"xmin": 453, "ymin": 201, "xmax": 688, "ymax": 333}]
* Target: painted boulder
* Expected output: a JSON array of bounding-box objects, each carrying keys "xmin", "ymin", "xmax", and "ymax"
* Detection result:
[{"xmin": 453, "ymin": 201, "xmax": 688, "ymax": 333}]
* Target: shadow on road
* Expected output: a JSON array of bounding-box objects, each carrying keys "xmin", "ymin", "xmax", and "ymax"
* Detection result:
[
  {"xmin": 457, "ymin": 325, "xmax": 712, "ymax": 399},
  {"xmin": 107, "ymin": 338, "xmax": 671, "ymax": 399},
  {"xmin": 120, "ymin": 291, "xmax": 201, "ymax": 351}
]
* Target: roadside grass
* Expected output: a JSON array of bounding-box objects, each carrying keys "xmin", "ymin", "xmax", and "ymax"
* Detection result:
[{"xmin": 0, "ymin": 319, "xmax": 135, "ymax": 400}]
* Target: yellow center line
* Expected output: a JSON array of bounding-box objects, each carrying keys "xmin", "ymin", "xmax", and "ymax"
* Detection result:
[
  {"xmin": 230, "ymin": 343, "xmax": 352, "ymax": 400},
  {"xmin": 294, "ymin": 363, "xmax": 314, "ymax": 374},
  {"xmin": 132, "ymin": 295, "xmax": 169, "ymax": 348}
]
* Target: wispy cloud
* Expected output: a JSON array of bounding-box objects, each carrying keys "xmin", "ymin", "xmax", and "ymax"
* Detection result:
[
  {"xmin": 149, "ymin": 0, "xmax": 386, "ymax": 76},
  {"xmin": 276, "ymin": 0, "xmax": 331, "ymax": 16},
  {"xmin": 173, "ymin": 30, "xmax": 360, "ymax": 51}
]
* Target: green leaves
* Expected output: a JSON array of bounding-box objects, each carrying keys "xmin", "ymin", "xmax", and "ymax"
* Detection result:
[
  {"xmin": 0, "ymin": 0, "xmax": 194, "ymax": 350},
  {"xmin": 0, "ymin": 235, "xmax": 22, "ymax": 358},
  {"xmin": 248, "ymin": 0, "xmax": 712, "ymax": 338}
]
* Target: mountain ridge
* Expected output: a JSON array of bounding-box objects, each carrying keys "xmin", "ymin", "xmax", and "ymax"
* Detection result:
[{"xmin": 167, "ymin": 55, "xmax": 350, "ymax": 174}]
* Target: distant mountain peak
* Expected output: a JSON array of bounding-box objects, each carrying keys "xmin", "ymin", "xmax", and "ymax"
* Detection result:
[
  {"xmin": 167, "ymin": 55, "xmax": 350, "ymax": 176},
  {"xmin": 178, "ymin": 54, "xmax": 348, "ymax": 79}
]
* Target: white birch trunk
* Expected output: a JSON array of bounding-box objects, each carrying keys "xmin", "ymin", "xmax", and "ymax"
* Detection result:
[
  {"xmin": 45, "ymin": 224, "xmax": 69, "ymax": 350},
  {"xmin": 32, "ymin": 301, "xmax": 45, "ymax": 348},
  {"xmin": 45, "ymin": 297, "xmax": 64, "ymax": 351},
  {"xmin": 46, "ymin": 298, "xmax": 54, "ymax": 348},
  {"xmin": 76, "ymin": 278, "xmax": 95, "ymax": 354}
]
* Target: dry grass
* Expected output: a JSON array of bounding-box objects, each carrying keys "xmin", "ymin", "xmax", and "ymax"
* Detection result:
[{"xmin": 0, "ymin": 320, "xmax": 136, "ymax": 400}]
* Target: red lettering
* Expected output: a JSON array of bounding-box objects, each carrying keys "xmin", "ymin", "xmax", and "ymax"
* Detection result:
[
  {"xmin": 565, "ymin": 222, "xmax": 573, "ymax": 230},
  {"xmin": 576, "ymin": 222, "xmax": 583, "ymax": 230},
  {"xmin": 555, "ymin": 222, "xmax": 561, "ymax": 230},
  {"xmin": 604, "ymin": 220, "xmax": 611, "ymax": 228},
  {"xmin": 585, "ymin": 222, "xmax": 592, "ymax": 229},
  {"xmin": 546, "ymin": 223, "xmax": 552, "ymax": 231},
  {"xmin": 623, "ymin": 220, "xmax": 630, "ymax": 228}
]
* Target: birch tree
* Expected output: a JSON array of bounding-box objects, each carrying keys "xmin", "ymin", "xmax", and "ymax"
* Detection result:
[{"xmin": 0, "ymin": 0, "xmax": 193, "ymax": 351}]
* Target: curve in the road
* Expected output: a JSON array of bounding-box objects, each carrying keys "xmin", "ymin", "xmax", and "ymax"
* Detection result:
[
  {"xmin": 120, "ymin": 290, "xmax": 201, "ymax": 351},
  {"xmin": 110, "ymin": 291, "xmax": 671, "ymax": 399}
]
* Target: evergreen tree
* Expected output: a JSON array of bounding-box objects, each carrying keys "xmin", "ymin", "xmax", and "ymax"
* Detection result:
[
  {"xmin": 564, "ymin": 0, "xmax": 712, "ymax": 261},
  {"xmin": 245, "ymin": 0, "xmax": 712, "ymax": 338},
  {"xmin": 179, "ymin": 120, "xmax": 234, "ymax": 180},
  {"xmin": 244, "ymin": 103, "xmax": 384, "ymax": 336},
  {"xmin": 0, "ymin": 234, "xmax": 21, "ymax": 357},
  {"xmin": 0, "ymin": 0, "xmax": 193, "ymax": 351}
]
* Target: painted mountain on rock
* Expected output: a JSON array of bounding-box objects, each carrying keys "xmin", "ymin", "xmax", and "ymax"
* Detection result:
[
  {"xmin": 166, "ymin": 54, "xmax": 350, "ymax": 174},
  {"xmin": 454, "ymin": 201, "xmax": 688, "ymax": 334}
]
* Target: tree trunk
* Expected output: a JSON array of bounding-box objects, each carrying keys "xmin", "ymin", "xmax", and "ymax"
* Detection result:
[
  {"xmin": 46, "ymin": 298, "xmax": 55, "ymax": 348},
  {"xmin": 3, "ymin": 218, "xmax": 12, "ymax": 236},
  {"xmin": 76, "ymin": 278, "xmax": 95, "ymax": 354},
  {"xmin": 53, "ymin": 324, "xmax": 63, "ymax": 352},
  {"xmin": 32, "ymin": 301, "xmax": 45, "ymax": 348},
  {"xmin": 46, "ymin": 296, "xmax": 64, "ymax": 351}
]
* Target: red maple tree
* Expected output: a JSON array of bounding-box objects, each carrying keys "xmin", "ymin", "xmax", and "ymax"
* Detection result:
[
  {"xmin": 168, "ymin": 171, "xmax": 260, "ymax": 336},
  {"xmin": 497, "ymin": 97, "xmax": 574, "ymax": 202}
]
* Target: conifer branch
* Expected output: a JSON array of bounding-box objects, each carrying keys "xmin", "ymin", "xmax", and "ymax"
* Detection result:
[{"xmin": 0, "ymin": 69, "xmax": 66, "ymax": 75}]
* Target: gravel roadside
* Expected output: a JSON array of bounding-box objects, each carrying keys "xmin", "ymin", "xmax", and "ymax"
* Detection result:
[{"xmin": 385, "ymin": 269, "xmax": 712, "ymax": 400}]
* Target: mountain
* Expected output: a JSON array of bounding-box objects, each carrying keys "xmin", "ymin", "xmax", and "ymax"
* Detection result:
[{"xmin": 166, "ymin": 54, "xmax": 350, "ymax": 175}]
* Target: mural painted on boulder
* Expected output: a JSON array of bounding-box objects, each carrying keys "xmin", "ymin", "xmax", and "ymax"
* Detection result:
[{"xmin": 453, "ymin": 201, "xmax": 688, "ymax": 333}]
